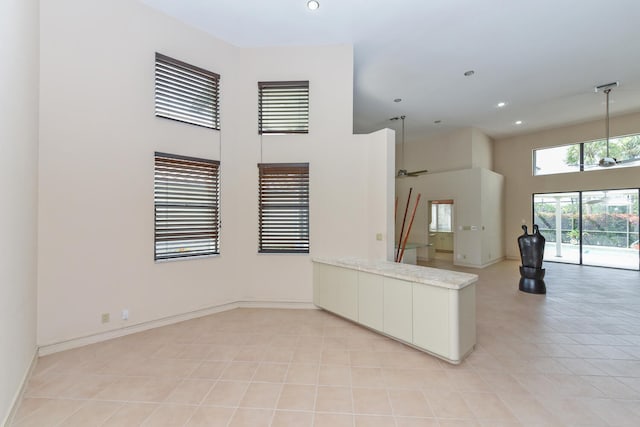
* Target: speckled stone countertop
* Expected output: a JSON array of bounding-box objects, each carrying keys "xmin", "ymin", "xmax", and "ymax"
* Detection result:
[{"xmin": 313, "ymin": 257, "xmax": 478, "ymax": 290}]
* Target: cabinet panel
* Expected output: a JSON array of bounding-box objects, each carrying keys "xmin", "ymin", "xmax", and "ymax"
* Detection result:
[
  {"xmin": 413, "ymin": 284, "xmax": 449, "ymax": 358},
  {"xmin": 317, "ymin": 264, "xmax": 357, "ymax": 321},
  {"xmin": 358, "ymin": 271, "xmax": 384, "ymax": 330},
  {"xmin": 383, "ymin": 277, "xmax": 413, "ymax": 342}
]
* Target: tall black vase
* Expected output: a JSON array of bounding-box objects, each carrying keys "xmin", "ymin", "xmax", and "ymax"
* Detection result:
[{"xmin": 518, "ymin": 224, "xmax": 546, "ymax": 294}]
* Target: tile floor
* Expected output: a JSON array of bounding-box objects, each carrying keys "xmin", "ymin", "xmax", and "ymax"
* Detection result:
[{"xmin": 11, "ymin": 260, "xmax": 640, "ymax": 426}]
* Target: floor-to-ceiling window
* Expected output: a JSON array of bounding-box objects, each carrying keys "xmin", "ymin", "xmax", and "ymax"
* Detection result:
[{"xmin": 533, "ymin": 189, "xmax": 639, "ymax": 270}]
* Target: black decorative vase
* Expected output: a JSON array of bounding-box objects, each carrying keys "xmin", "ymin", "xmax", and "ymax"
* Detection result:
[{"xmin": 518, "ymin": 224, "xmax": 546, "ymax": 294}]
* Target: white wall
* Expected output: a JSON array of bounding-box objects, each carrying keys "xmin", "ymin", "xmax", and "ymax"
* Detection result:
[
  {"xmin": 0, "ymin": 0, "xmax": 39, "ymax": 423},
  {"xmin": 396, "ymin": 127, "xmax": 493, "ymax": 175},
  {"xmin": 38, "ymin": 0, "xmax": 393, "ymax": 348},
  {"xmin": 494, "ymin": 111, "xmax": 640, "ymax": 259}
]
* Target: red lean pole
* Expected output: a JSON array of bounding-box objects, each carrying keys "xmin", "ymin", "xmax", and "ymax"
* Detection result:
[
  {"xmin": 396, "ymin": 188, "xmax": 412, "ymax": 262},
  {"xmin": 398, "ymin": 193, "xmax": 421, "ymax": 263}
]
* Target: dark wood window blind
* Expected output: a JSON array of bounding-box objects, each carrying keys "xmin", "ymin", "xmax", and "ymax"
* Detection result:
[
  {"xmin": 155, "ymin": 53, "xmax": 220, "ymax": 130},
  {"xmin": 258, "ymin": 81, "xmax": 309, "ymax": 134},
  {"xmin": 258, "ymin": 163, "xmax": 310, "ymax": 253},
  {"xmin": 154, "ymin": 152, "xmax": 220, "ymax": 260}
]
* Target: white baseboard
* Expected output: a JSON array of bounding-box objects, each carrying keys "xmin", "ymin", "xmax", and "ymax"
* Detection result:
[
  {"xmin": 38, "ymin": 300, "xmax": 317, "ymax": 357},
  {"xmin": 3, "ymin": 348, "xmax": 38, "ymax": 427}
]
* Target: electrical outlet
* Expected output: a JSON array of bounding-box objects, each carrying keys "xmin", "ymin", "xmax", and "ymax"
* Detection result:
[
  {"xmin": 101, "ymin": 313, "xmax": 110, "ymax": 323},
  {"xmin": 122, "ymin": 309, "xmax": 129, "ymax": 320}
]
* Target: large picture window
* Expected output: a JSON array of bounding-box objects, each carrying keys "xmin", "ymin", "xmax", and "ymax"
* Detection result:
[
  {"xmin": 258, "ymin": 163, "xmax": 310, "ymax": 253},
  {"xmin": 155, "ymin": 53, "xmax": 220, "ymax": 130},
  {"xmin": 154, "ymin": 152, "xmax": 220, "ymax": 260}
]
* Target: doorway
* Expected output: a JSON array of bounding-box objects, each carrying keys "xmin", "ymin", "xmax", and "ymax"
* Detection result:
[
  {"xmin": 533, "ymin": 189, "xmax": 640, "ymax": 270},
  {"xmin": 428, "ymin": 200, "xmax": 454, "ymax": 261}
]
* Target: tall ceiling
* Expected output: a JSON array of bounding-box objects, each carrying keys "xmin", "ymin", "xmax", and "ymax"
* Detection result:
[{"xmin": 142, "ymin": 0, "xmax": 640, "ymax": 144}]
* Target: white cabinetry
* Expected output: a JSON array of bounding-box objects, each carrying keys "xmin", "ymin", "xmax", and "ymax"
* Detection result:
[
  {"xmin": 358, "ymin": 272, "xmax": 383, "ymax": 330},
  {"xmin": 383, "ymin": 278, "xmax": 413, "ymax": 343},
  {"xmin": 313, "ymin": 263, "xmax": 358, "ymax": 321},
  {"xmin": 313, "ymin": 258, "xmax": 477, "ymax": 364}
]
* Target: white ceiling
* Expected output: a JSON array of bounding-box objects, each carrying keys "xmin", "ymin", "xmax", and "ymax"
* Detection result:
[{"xmin": 142, "ymin": 0, "xmax": 640, "ymax": 143}]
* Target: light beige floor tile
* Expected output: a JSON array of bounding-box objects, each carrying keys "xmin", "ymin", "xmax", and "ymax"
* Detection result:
[
  {"xmin": 228, "ymin": 408, "xmax": 273, "ymax": 427},
  {"xmin": 352, "ymin": 387, "xmax": 392, "ymax": 415},
  {"xmin": 313, "ymin": 412, "xmax": 353, "ymax": 427},
  {"xmin": 239, "ymin": 382, "xmax": 282, "ymax": 409},
  {"xmin": 277, "ymin": 384, "xmax": 316, "ymax": 410},
  {"xmin": 422, "ymin": 390, "xmax": 474, "ymax": 419},
  {"xmin": 13, "ymin": 399, "xmax": 84, "ymax": 427},
  {"xmin": 184, "ymin": 406, "xmax": 235, "ymax": 427},
  {"xmin": 354, "ymin": 414, "xmax": 395, "ymax": 426},
  {"xmin": 58, "ymin": 401, "xmax": 122, "ymax": 427},
  {"xmin": 318, "ymin": 365, "xmax": 351, "ymax": 386},
  {"xmin": 220, "ymin": 361, "xmax": 259, "ymax": 381},
  {"xmin": 388, "ymin": 389, "xmax": 433, "ymax": 417},
  {"xmin": 102, "ymin": 403, "xmax": 158, "ymax": 427},
  {"xmin": 141, "ymin": 404, "xmax": 197, "ymax": 427},
  {"xmin": 321, "ymin": 349, "xmax": 350, "ymax": 366},
  {"xmin": 285, "ymin": 363, "xmax": 319, "ymax": 384},
  {"xmin": 164, "ymin": 378, "xmax": 215, "ymax": 404},
  {"xmin": 11, "ymin": 262, "xmax": 640, "ymax": 427},
  {"xmin": 201, "ymin": 380, "xmax": 249, "ymax": 407},
  {"xmin": 314, "ymin": 386, "xmax": 352, "ymax": 413},
  {"xmin": 270, "ymin": 410, "xmax": 313, "ymax": 427},
  {"xmin": 394, "ymin": 416, "xmax": 439, "ymax": 426},
  {"xmin": 351, "ymin": 367, "xmax": 385, "ymax": 388},
  {"xmin": 253, "ymin": 363, "xmax": 288, "ymax": 383}
]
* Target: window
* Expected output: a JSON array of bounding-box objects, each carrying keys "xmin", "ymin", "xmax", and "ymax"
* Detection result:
[
  {"xmin": 258, "ymin": 163, "xmax": 310, "ymax": 253},
  {"xmin": 154, "ymin": 152, "xmax": 220, "ymax": 260},
  {"xmin": 155, "ymin": 53, "xmax": 220, "ymax": 129},
  {"xmin": 429, "ymin": 200, "xmax": 453, "ymax": 232},
  {"xmin": 258, "ymin": 81, "xmax": 309, "ymax": 134},
  {"xmin": 533, "ymin": 144, "xmax": 580, "ymax": 176},
  {"xmin": 533, "ymin": 133, "xmax": 640, "ymax": 176}
]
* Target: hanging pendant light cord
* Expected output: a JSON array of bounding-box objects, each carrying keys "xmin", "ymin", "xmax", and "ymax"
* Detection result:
[
  {"xmin": 605, "ymin": 88, "xmax": 611, "ymax": 158},
  {"xmin": 401, "ymin": 115, "xmax": 406, "ymax": 171}
]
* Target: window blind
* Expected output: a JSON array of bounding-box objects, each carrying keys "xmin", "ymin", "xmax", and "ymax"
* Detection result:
[
  {"xmin": 155, "ymin": 53, "xmax": 220, "ymax": 130},
  {"xmin": 258, "ymin": 163, "xmax": 310, "ymax": 253},
  {"xmin": 155, "ymin": 152, "xmax": 220, "ymax": 260},
  {"xmin": 258, "ymin": 81, "xmax": 309, "ymax": 134}
]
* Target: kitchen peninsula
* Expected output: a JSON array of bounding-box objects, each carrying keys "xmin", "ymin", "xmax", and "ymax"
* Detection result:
[{"xmin": 313, "ymin": 257, "xmax": 478, "ymax": 364}]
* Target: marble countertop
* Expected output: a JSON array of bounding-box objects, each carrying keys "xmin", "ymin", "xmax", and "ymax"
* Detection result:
[{"xmin": 313, "ymin": 257, "xmax": 478, "ymax": 290}]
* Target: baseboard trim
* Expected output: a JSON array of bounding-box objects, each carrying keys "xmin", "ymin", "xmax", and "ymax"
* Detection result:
[
  {"xmin": 3, "ymin": 348, "xmax": 38, "ymax": 427},
  {"xmin": 38, "ymin": 300, "xmax": 316, "ymax": 357}
]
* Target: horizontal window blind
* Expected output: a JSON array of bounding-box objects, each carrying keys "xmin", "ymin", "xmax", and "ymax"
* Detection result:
[
  {"xmin": 258, "ymin": 81, "xmax": 309, "ymax": 134},
  {"xmin": 258, "ymin": 163, "xmax": 310, "ymax": 253},
  {"xmin": 155, "ymin": 152, "xmax": 220, "ymax": 260},
  {"xmin": 155, "ymin": 53, "xmax": 220, "ymax": 130}
]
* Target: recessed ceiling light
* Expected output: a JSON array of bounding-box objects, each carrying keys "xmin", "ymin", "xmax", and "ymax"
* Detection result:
[
  {"xmin": 515, "ymin": 120, "xmax": 523, "ymax": 125},
  {"xmin": 497, "ymin": 102, "xmax": 506, "ymax": 108},
  {"xmin": 307, "ymin": 0, "xmax": 320, "ymax": 10},
  {"xmin": 463, "ymin": 70, "xmax": 475, "ymax": 77},
  {"xmin": 394, "ymin": 98, "xmax": 402, "ymax": 103}
]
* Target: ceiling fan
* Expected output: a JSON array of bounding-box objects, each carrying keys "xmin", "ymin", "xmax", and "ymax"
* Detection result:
[
  {"xmin": 391, "ymin": 115, "xmax": 428, "ymax": 178},
  {"xmin": 593, "ymin": 82, "xmax": 640, "ymax": 168}
]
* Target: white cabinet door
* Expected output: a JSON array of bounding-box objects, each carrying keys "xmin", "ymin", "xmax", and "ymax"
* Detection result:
[
  {"xmin": 358, "ymin": 271, "xmax": 384, "ymax": 330},
  {"xmin": 316, "ymin": 264, "xmax": 358, "ymax": 321},
  {"xmin": 413, "ymin": 284, "xmax": 449, "ymax": 358},
  {"xmin": 383, "ymin": 277, "xmax": 413, "ymax": 343}
]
